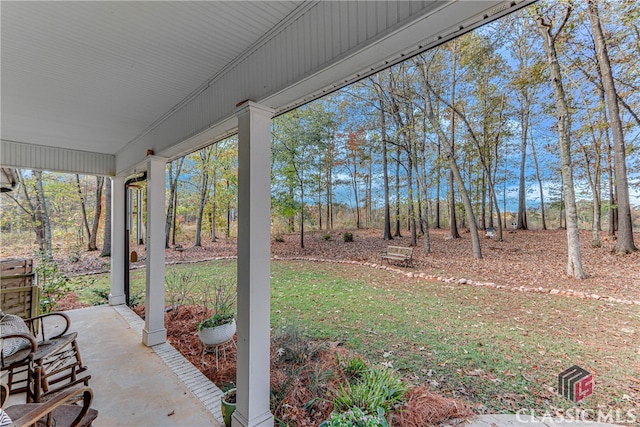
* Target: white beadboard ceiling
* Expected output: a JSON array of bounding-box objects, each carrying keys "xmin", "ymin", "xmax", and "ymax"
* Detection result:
[
  {"xmin": 1, "ymin": 1, "xmax": 304, "ymax": 156},
  {"xmin": 1, "ymin": 1, "xmax": 534, "ymax": 175}
]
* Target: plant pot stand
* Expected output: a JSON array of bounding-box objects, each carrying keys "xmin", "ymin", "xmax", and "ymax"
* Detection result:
[{"xmin": 201, "ymin": 337, "xmax": 236, "ymax": 370}]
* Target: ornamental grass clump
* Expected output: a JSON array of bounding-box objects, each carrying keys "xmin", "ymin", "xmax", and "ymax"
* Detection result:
[{"xmin": 333, "ymin": 366, "xmax": 408, "ymax": 415}]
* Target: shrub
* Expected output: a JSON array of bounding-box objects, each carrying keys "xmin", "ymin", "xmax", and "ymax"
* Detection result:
[
  {"xmin": 165, "ymin": 270, "xmax": 200, "ymax": 317},
  {"xmin": 343, "ymin": 232, "xmax": 354, "ymax": 242},
  {"xmin": 322, "ymin": 233, "xmax": 332, "ymax": 241},
  {"xmin": 274, "ymin": 234, "xmax": 285, "ymax": 242},
  {"xmin": 129, "ymin": 291, "xmax": 145, "ymax": 307},
  {"xmin": 320, "ymin": 407, "xmax": 389, "ymax": 427},
  {"xmin": 34, "ymin": 254, "xmax": 71, "ymax": 313},
  {"xmin": 90, "ymin": 286, "xmax": 111, "ymax": 305}
]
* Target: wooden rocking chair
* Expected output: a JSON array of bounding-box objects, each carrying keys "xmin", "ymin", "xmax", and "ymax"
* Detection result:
[
  {"xmin": 1, "ymin": 312, "xmax": 91, "ymax": 403},
  {"xmin": 1, "ymin": 383, "xmax": 98, "ymax": 427}
]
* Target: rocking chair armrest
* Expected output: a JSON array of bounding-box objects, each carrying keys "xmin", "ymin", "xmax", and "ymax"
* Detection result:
[
  {"xmin": 1, "ymin": 383, "xmax": 8, "ymax": 408},
  {"xmin": 0, "ymin": 333, "xmax": 38, "ymax": 368},
  {"xmin": 8, "ymin": 386, "xmax": 93, "ymax": 427},
  {"xmin": 24, "ymin": 312, "xmax": 71, "ymax": 340},
  {"xmin": 0, "ymin": 333, "xmax": 38, "ymax": 351}
]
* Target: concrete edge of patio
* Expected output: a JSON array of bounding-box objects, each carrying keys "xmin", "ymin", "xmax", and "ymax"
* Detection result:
[
  {"xmin": 459, "ymin": 413, "xmax": 623, "ymax": 426},
  {"xmin": 112, "ymin": 304, "xmax": 225, "ymax": 424}
]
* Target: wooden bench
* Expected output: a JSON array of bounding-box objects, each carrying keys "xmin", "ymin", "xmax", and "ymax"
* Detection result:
[{"xmin": 381, "ymin": 246, "xmax": 414, "ymax": 267}]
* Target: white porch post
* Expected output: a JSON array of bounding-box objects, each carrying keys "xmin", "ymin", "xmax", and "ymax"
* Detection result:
[
  {"xmin": 143, "ymin": 156, "xmax": 168, "ymax": 347},
  {"xmin": 109, "ymin": 176, "xmax": 126, "ymax": 306},
  {"xmin": 233, "ymin": 101, "xmax": 274, "ymax": 427}
]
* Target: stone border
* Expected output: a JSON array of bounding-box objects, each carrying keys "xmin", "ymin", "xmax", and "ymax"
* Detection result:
[
  {"xmin": 272, "ymin": 256, "xmax": 640, "ymax": 307},
  {"xmin": 119, "ymin": 254, "xmax": 640, "ymax": 306}
]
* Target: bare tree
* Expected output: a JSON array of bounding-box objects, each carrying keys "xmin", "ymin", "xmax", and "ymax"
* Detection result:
[
  {"xmin": 534, "ymin": 4, "xmax": 586, "ymax": 278},
  {"xmin": 587, "ymin": 0, "xmax": 637, "ymax": 254},
  {"xmin": 165, "ymin": 158, "xmax": 184, "ymax": 248},
  {"xmin": 88, "ymin": 176, "xmax": 104, "ymax": 251},
  {"xmin": 101, "ymin": 177, "xmax": 112, "ymax": 257}
]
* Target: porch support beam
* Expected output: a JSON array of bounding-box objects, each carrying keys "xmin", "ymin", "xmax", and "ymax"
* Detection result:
[
  {"xmin": 233, "ymin": 101, "xmax": 274, "ymax": 427},
  {"xmin": 142, "ymin": 155, "xmax": 168, "ymax": 347},
  {"xmin": 109, "ymin": 176, "xmax": 126, "ymax": 306}
]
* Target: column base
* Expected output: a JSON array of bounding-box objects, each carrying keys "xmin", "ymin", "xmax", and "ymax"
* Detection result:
[
  {"xmin": 142, "ymin": 328, "xmax": 167, "ymax": 347},
  {"xmin": 232, "ymin": 410, "xmax": 274, "ymax": 427},
  {"xmin": 108, "ymin": 294, "xmax": 126, "ymax": 306}
]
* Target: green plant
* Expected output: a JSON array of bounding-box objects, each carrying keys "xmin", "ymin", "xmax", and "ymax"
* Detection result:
[
  {"xmin": 34, "ymin": 253, "xmax": 71, "ymax": 313},
  {"xmin": 339, "ymin": 355, "xmax": 368, "ymax": 380},
  {"xmin": 274, "ymin": 234, "xmax": 285, "ymax": 242},
  {"xmin": 343, "ymin": 232, "xmax": 353, "ymax": 242},
  {"xmin": 322, "ymin": 233, "xmax": 332, "ymax": 241},
  {"xmin": 333, "ymin": 367, "xmax": 408, "ymax": 415},
  {"xmin": 129, "ymin": 291, "xmax": 145, "ymax": 307},
  {"xmin": 320, "ymin": 407, "xmax": 389, "ymax": 427},
  {"xmin": 197, "ymin": 279, "xmax": 237, "ymax": 330},
  {"xmin": 89, "ymin": 286, "xmax": 111, "ymax": 305}
]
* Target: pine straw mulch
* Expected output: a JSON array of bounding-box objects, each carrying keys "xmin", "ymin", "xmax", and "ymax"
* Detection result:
[{"xmin": 132, "ymin": 304, "xmax": 473, "ymax": 426}]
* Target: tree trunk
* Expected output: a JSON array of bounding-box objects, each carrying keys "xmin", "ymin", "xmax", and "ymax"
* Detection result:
[
  {"xmin": 421, "ymin": 74, "xmax": 480, "ymax": 258},
  {"xmin": 211, "ymin": 146, "xmax": 218, "ymax": 242},
  {"xmin": 531, "ymin": 138, "xmax": 547, "ymax": 230},
  {"xmin": 34, "ymin": 171, "xmax": 53, "ymax": 259},
  {"xmin": 448, "ymin": 170, "xmax": 459, "ymax": 238},
  {"xmin": 16, "ymin": 170, "xmax": 45, "ymax": 252},
  {"xmin": 607, "ymin": 142, "xmax": 616, "ymax": 236},
  {"xmin": 435, "ymin": 139, "xmax": 442, "ymax": 229},
  {"xmin": 171, "ymin": 190, "xmax": 178, "ymax": 246},
  {"xmin": 535, "ymin": 8, "xmax": 586, "ymax": 278},
  {"xmin": 517, "ymin": 108, "xmax": 529, "ymax": 230},
  {"xmin": 588, "ymin": 0, "xmax": 636, "ymax": 254},
  {"xmin": 380, "ymin": 97, "xmax": 393, "ymax": 240},
  {"xmin": 195, "ymin": 147, "xmax": 212, "ymax": 247},
  {"xmin": 88, "ymin": 176, "xmax": 104, "ymax": 251},
  {"xmin": 448, "ymin": 42, "xmax": 460, "ymax": 240},
  {"xmin": 165, "ymin": 158, "xmax": 184, "ymax": 248},
  {"xmin": 227, "ymin": 179, "xmax": 232, "ymax": 238},
  {"xmin": 75, "ymin": 174, "xmax": 91, "ymax": 246},
  {"xmin": 394, "ymin": 154, "xmax": 402, "ymax": 237},
  {"xmin": 101, "ymin": 177, "xmax": 112, "ymax": 257},
  {"xmin": 299, "ymin": 185, "xmax": 305, "ymax": 249}
]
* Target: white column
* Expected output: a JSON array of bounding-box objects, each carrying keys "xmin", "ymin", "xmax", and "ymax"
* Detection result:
[
  {"xmin": 109, "ymin": 176, "xmax": 126, "ymax": 306},
  {"xmin": 143, "ymin": 156, "xmax": 168, "ymax": 347},
  {"xmin": 233, "ymin": 101, "xmax": 274, "ymax": 427}
]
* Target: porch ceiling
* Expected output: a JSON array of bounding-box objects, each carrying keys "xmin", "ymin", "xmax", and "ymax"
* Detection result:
[
  {"xmin": 1, "ymin": 1, "xmax": 534, "ymax": 176},
  {"xmin": 1, "ymin": 1, "xmax": 304, "ymax": 156}
]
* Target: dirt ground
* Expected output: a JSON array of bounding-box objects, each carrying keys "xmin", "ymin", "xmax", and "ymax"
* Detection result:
[{"xmin": 57, "ymin": 227, "xmax": 640, "ymax": 303}]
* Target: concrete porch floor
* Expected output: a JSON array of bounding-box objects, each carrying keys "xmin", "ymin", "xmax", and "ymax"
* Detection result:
[{"xmin": 9, "ymin": 305, "xmax": 223, "ymax": 427}]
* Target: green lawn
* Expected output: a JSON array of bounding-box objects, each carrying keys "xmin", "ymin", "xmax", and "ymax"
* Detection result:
[{"xmin": 74, "ymin": 259, "xmax": 640, "ymax": 416}]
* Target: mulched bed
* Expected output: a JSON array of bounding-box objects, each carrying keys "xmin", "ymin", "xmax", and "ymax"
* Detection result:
[{"xmin": 132, "ymin": 304, "xmax": 473, "ymax": 426}]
